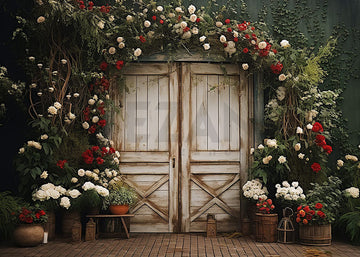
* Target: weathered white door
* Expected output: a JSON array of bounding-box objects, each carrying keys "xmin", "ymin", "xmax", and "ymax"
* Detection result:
[
  {"xmin": 109, "ymin": 63, "xmax": 179, "ymax": 232},
  {"xmin": 110, "ymin": 62, "xmax": 251, "ymax": 232},
  {"xmin": 180, "ymin": 63, "xmax": 250, "ymax": 232}
]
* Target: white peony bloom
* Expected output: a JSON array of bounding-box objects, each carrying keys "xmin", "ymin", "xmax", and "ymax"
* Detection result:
[
  {"xmin": 88, "ymin": 99, "xmax": 96, "ymax": 105},
  {"xmin": 190, "ymin": 14, "xmax": 197, "ymax": 22},
  {"xmin": 266, "ymin": 139, "xmax": 278, "ymax": 148},
  {"xmin": 278, "ymin": 155, "xmax": 287, "ymax": 164},
  {"xmin": 168, "ymin": 13, "xmax": 175, "ymax": 18},
  {"xmin": 144, "ymin": 20, "xmax": 151, "ymax": 27},
  {"xmin": 27, "ymin": 140, "xmax": 42, "ymax": 150},
  {"xmin": 175, "ymin": 7, "xmax": 183, "ymax": 13},
  {"xmin": 180, "ymin": 21, "xmax": 188, "ymax": 29},
  {"xmin": 199, "ymin": 36, "xmax": 206, "ymax": 42},
  {"xmin": 68, "ymin": 112, "xmax": 76, "ymax": 120},
  {"xmin": 54, "ymin": 102, "xmax": 62, "ymax": 109},
  {"xmin": 37, "ymin": 63, "xmax": 43, "ymax": 68},
  {"xmin": 337, "ymin": 159, "xmax": 344, "ymax": 167},
  {"xmin": 97, "ymin": 21, "xmax": 105, "ymax": 29},
  {"xmin": 48, "ymin": 106, "xmax": 57, "ymax": 115},
  {"xmin": 71, "ymin": 177, "xmax": 78, "ymax": 183},
  {"xmin": 191, "ymin": 27, "xmax": 199, "ymax": 35},
  {"xmin": 108, "ymin": 47, "xmax": 116, "ymax": 55},
  {"xmin": 68, "ymin": 189, "xmax": 81, "ymax": 199},
  {"xmin": 47, "ymin": 189, "xmax": 61, "ymax": 199},
  {"xmin": 242, "ymin": 63, "xmax": 249, "ymax": 70},
  {"xmin": 95, "ymin": 185, "xmax": 109, "ymax": 197},
  {"xmin": 203, "ymin": 44, "xmax": 210, "ymax": 50},
  {"xmin": 345, "ymin": 187, "xmax": 359, "ymax": 198},
  {"xmin": 258, "ymin": 41, "xmax": 267, "ymax": 49},
  {"xmin": 60, "ymin": 197, "xmax": 71, "ymax": 209},
  {"xmin": 216, "ymin": 21, "xmax": 223, "ymax": 27},
  {"xmin": 220, "ymin": 35, "xmax": 227, "ymax": 43},
  {"xmin": 157, "ymin": 6, "xmax": 163, "ymax": 12},
  {"xmin": 33, "ymin": 189, "xmax": 47, "ymax": 201},
  {"xmin": 188, "ymin": 4, "xmax": 196, "ymax": 14},
  {"xmin": 41, "ymin": 183, "xmax": 55, "ymax": 191},
  {"xmin": 126, "ymin": 15, "xmax": 133, "ymax": 22},
  {"xmin": 29, "ymin": 56, "xmax": 35, "ymax": 61},
  {"xmin": 345, "ymin": 155, "xmax": 359, "ymax": 162},
  {"xmin": 262, "ymin": 155, "xmax": 272, "ymax": 164},
  {"xmin": 306, "ymin": 123, "xmax": 313, "ymax": 130},
  {"xmin": 55, "ymin": 186, "xmax": 66, "ymax": 195},
  {"xmin": 296, "ymin": 127, "xmax": 304, "ymax": 134},
  {"xmin": 18, "ymin": 147, "xmax": 25, "ymax": 154},
  {"xmin": 85, "ymin": 170, "xmax": 93, "ymax": 177},
  {"xmin": 275, "ymin": 184, "xmax": 281, "ymax": 189},
  {"xmin": 78, "ymin": 169, "xmax": 85, "ymax": 177},
  {"xmin": 292, "ymin": 181, "xmax": 299, "ymax": 188},
  {"xmin": 279, "ymin": 74, "xmax": 287, "ymax": 81},
  {"xmin": 82, "ymin": 122, "xmax": 90, "ymax": 130},
  {"xmin": 82, "ymin": 181, "xmax": 96, "ymax": 191},
  {"xmin": 280, "ymin": 39, "xmax": 290, "ymax": 48},
  {"xmin": 294, "ymin": 143, "xmax": 301, "ymax": 151},
  {"xmin": 40, "ymin": 171, "xmax": 48, "ymax": 179},
  {"xmin": 41, "ymin": 134, "xmax": 48, "ymax": 140},
  {"xmin": 134, "ymin": 48, "xmax": 142, "ymax": 57},
  {"xmin": 282, "ymin": 181, "xmax": 290, "ymax": 188},
  {"xmin": 258, "ymin": 144, "xmax": 265, "ymax": 150},
  {"xmin": 300, "ymin": 194, "xmax": 306, "ymax": 200},
  {"xmin": 117, "ymin": 37, "xmax": 124, "ymax": 43}
]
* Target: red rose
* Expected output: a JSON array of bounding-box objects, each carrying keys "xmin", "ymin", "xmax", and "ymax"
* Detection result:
[
  {"xmin": 243, "ymin": 48, "xmax": 249, "ymax": 54},
  {"xmin": 152, "ymin": 15, "xmax": 156, "ymax": 21},
  {"xmin": 223, "ymin": 43, "xmax": 228, "ymax": 47},
  {"xmin": 98, "ymin": 119, "xmax": 106, "ymax": 127},
  {"xmin": 56, "ymin": 160, "xmax": 67, "ymax": 169},
  {"xmin": 272, "ymin": 49, "xmax": 278, "ymax": 54},
  {"xmin": 322, "ymin": 145, "xmax": 332, "ymax": 154},
  {"xmin": 244, "ymin": 34, "xmax": 250, "ymax": 39},
  {"xmin": 303, "ymin": 219, "xmax": 308, "ymax": 224},
  {"xmin": 225, "ymin": 19, "xmax": 230, "ymax": 24},
  {"xmin": 237, "ymin": 23, "xmax": 247, "ymax": 31},
  {"xmin": 109, "ymin": 147, "xmax": 116, "ymax": 154},
  {"xmin": 39, "ymin": 210, "xmax": 46, "ymax": 216},
  {"xmin": 270, "ymin": 62, "xmax": 283, "ymax": 74},
  {"xmin": 99, "ymin": 61, "xmax": 108, "ymax": 71},
  {"xmin": 303, "ymin": 205, "xmax": 310, "ymax": 213},
  {"xmin": 296, "ymin": 217, "xmax": 301, "ymax": 223},
  {"xmin": 79, "ymin": 4, "xmax": 85, "ymax": 9},
  {"xmin": 233, "ymin": 37, "xmax": 238, "ymax": 42},
  {"xmin": 315, "ymin": 203, "xmax": 323, "ymax": 209},
  {"xmin": 251, "ymin": 26, "xmax": 255, "ymax": 30},
  {"xmin": 252, "ymin": 33, "xmax": 257, "ymax": 39},
  {"xmin": 19, "ymin": 214, "xmax": 26, "ymax": 222},
  {"xmin": 311, "ymin": 162, "xmax": 321, "ymax": 173},
  {"xmin": 309, "ymin": 210, "xmax": 315, "ymax": 215},
  {"xmin": 259, "ymin": 50, "xmax": 269, "ymax": 57},
  {"xmin": 96, "ymin": 157, "xmax": 104, "ymax": 165},
  {"xmin": 139, "ymin": 36, "xmax": 146, "ymax": 43},
  {"xmin": 183, "ymin": 27, "xmax": 190, "ymax": 32},
  {"xmin": 92, "ymin": 146, "xmax": 99, "ymax": 152},
  {"xmin": 315, "ymin": 134, "xmax": 326, "ymax": 146},
  {"xmin": 160, "ymin": 20, "xmax": 164, "ymax": 24},
  {"xmin": 297, "ymin": 205, "xmax": 302, "ymax": 211},
  {"xmin": 312, "ymin": 122, "xmax": 324, "ymax": 132},
  {"xmin": 36, "ymin": 213, "xmax": 41, "ymax": 219},
  {"xmin": 267, "ymin": 199, "xmax": 272, "ymax": 205},
  {"xmin": 227, "ymin": 27, "xmax": 232, "ymax": 32},
  {"xmin": 88, "ymin": 1, "xmax": 94, "ymax": 6},
  {"xmin": 196, "ymin": 18, "xmax": 200, "ymax": 23},
  {"xmin": 25, "ymin": 216, "xmax": 33, "ymax": 224},
  {"xmin": 306, "ymin": 214, "xmax": 312, "ymax": 220},
  {"xmin": 317, "ymin": 210, "xmax": 326, "ymax": 218},
  {"xmin": 116, "ymin": 60, "xmax": 124, "ymax": 70},
  {"xmin": 89, "ymin": 125, "xmax": 97, "ymax": 134}
]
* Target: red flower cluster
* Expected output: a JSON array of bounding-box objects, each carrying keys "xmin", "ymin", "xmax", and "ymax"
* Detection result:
[
  {"xmin": 237, "ymin": 21, "xmax": 248, "ymax": 31},
  {"xmin": 116, "ymin": 60, "xmax": 124, "ymax": 70},
  {"xmin": 312, "ymin": 122, "xmax": 332, "ymax": 154},
  {"xmin": 82, "ymin": 146, "xmax": 116, "ymax": 165},
  {"xmin": 57, "ymin": 160, "xmax": 67, "ymax": 169},
  {"xmin": 312, "ymin": 122, "xmax": 324, "ymax": 133},
  {"xmin": 99, "ymin": 61, "xmax": 108, "ymax": 71},
  {"xmin": 99, "ymin": 5, "xmax": 110, "ymax": 13},
  {"xmin": 311, "ymin": 162, "xmax": 321, "ymax": 173},
  {"xmin": 256, "ymin": 198, "xmax": 275, "ymax": 214},
  {"xmin": 271, "ymin": 62, "xmax": 283, "ymax": 74},
  {"xmin": 296, "ymin": 204, "xmax": 326, "ymax": 224},
  {"xmin": 14, "ymin": 207, "xmax": 47, "ymax": 224},
  {"xmin": 139, "ymin": 35, "xmax": 146, "ymax": 43}
]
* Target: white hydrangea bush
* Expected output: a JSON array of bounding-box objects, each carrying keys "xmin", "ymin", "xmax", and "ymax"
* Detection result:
[{"xmin": 242, "ymin": 179, "xmax": 268, "ymax": 201}]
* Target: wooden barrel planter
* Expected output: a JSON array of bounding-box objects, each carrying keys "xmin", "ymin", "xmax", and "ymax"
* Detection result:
[
  {"xmin": 62, "ymin": 211, "xmax": 81, "ymax": 237},
  {"xmin": 299, "ymin": 224, "xmax": 331, "ymax": 246},
  {"xmin": 255, "ymin": 213, "xmax": 278, "ymax": 242}
]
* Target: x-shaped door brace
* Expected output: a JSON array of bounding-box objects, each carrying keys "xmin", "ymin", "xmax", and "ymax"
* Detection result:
[
  {"xmin": 190, "ymin": 173, "xmax": 240, "ymax": 222},
  {"xmin": 122, "ymin": 175, "xmax": 169, "ymax": 222}
]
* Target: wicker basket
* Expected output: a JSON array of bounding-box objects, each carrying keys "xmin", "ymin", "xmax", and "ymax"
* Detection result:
[{"xmin": 299, "ymin": 224, "xmax": 331, "ymax": 246}]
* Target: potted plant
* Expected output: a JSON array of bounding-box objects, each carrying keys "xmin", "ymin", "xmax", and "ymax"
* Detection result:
[
  {"xmin": 11, "ymin": 204, "xmax": 48, "ymax": 247},
  {"xmin": 296, "ymin": 176, "xmax": 342, "ymax": 246},
  {"xmin": 102, "ymin": 182, "xmax": 137, "ymax": 215},
  {"xmin": 255, "ymin": 198, "xmax": 278, "ymax": 242}
]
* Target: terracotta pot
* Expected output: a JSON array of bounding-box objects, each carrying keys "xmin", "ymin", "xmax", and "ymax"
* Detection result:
[
  {"xmin": 109, "ymin": 205, "xmax": 129, "ymax": 215},
  {"xmin": 13, "ymin": 223, "xmax": 44, "ymax": 247}
]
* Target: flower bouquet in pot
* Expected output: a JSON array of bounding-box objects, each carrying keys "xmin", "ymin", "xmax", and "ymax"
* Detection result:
[
  {"xmin": 255, "ymin": 198, "xmax": 278, "ymax": 242},
  {"xmin": 102, "ymin": 180, "xmax": 137, "ymax": 215},
  {"xmin": 11, "ymin": 204, "xmax": 48, "ymax": 247}
]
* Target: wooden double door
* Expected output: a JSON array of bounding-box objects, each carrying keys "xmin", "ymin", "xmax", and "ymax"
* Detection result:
[{"xmin": 109, "ymin": 63, "xmax": 252, "ymax": 232}]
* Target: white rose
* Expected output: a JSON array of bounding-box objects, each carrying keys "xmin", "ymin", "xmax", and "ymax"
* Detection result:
[
  {"xmin": 68, "ymin": 189, "xmax": 81, "ymax": 199},
  {"xmin": 18, "ymin": 147, "xmax": 25, "ymax": 154},
  {"xmin": 262, "ymin": 155, "xmax": 272, "ymax": 164},
  {"xmin": 280, "ymin": 39, "xmax": 290, "ymax": 48},
  {"xmin": 109, "ymin": 15, "xmax": 115, "ymax": 22},
  {"xmin": 216, "ymin": 21, "xmax": 223, "ymax": 27},
  {"xmin": 108, "ymin": 47, "xmax": 116, "ymax": 55},
  {"xmin": 258, "ymin": 144, "xmax": 264, "ymax": 150},
  {"xmin": 233, "ymin": 31, "xmax": 239, "ymax": 38},
  {"xmin": 190, "ymin": 14, "xmax": 197, "ymax": 22},
  {"xmin": 134, "ymin": 48, "xmax": 142, "ymax": 57},
  {"xmin": 157, "ymin": 6, "xmax": 163, "ymax": 12},
  {"xmin": 276, "ymin": 86, "xmax": 286, "ymax": 101},
  {"xmin": 95, "ymin": 186, "xmax": 109, "ymax": 197},
  {"xmin": 41, "ymin": 183, "xmax": 55, "ymax": 191},
  {"xmin": 82, "ymin": 181, "xmax": 96, "ymax": 191},
  {"xmin": 191, "ymin": 27, "xmax": 199, "ymax": 35},
  {"xmin": 29, "ymin": 56, "xmax": 35, "ymax": 61},
  {"xmin": 266, "ymin": 139, "xmax": 277, "ymax": 148},
  {"xmin": 182, "ymin": 31, "xmax": 192, "ymax": 39},
  {"xmin": 203, "ymin": 43, "xmax": 210, "ymax": 50},
  {"xmin": 117, "ymin": 37, "xmax": 124, "ymax": 43},
  {"xmin": 275, "ymin": 184, "xmax": 281, "ymax": 189},
  {"xmin": 144, "ymin": 20, "xmax": 151, "ymax": 28},
  {"xmin": 48, "ymin": 87, "xmax": 54, "ymax": 92},
  {"xmin": 40, "ymin": 134, "xmax": 48, "ymax": 140},
  {"xmin": 88, "ymin": 99, "xmax": 95, "ymax": 105},
  {"xmin": 118, "ymin": 42, "xmax": 125, "ymax": 49},
  {"xmin": 85, "ymin": 170, "xmax": 93, "ymax": 177},
  {"xmin": 48, "ymin": 106, "xmax": 57, "ymax": 115},
  {"xmin": 298, "ymin": 153, "xmax": 305, "ymax": 160},
  {"xmin": 33, "ymin": 190, "xmax": 47, "ymax": 201},
  {"xmin": 54, "ymin": 102, "xmax": 61, "ymax": 109},
  {"xmin": 250, "ymin": 147, "xmax": 255, "ymax": 155},
  {"xmin": 60, "ymin": 197, "xmax": 71, "ymax": 209},
  {"xmin": 279, "ymin": 74, "xmax": 287, "ymax": 81},
  {"xmin": 68, "ymin": 112, "xmax": 76, "ymax": 120},
  {"xmin": 278, "ymin": 155, "xmax": 287, "ymax": 164},
  {"xmin": 337, "ymin": 159, "xmax": 344, "ymax": 167},
  {"xmin": 92, "ymin": 116, "xmax": 99, "ymax": 123},
  {"xmin": 306, "ymin": 123, "xmax": 313, "ymax": 130},
  {"xmin": 296, "ymin": 127, "xmax": 304, "ymax": 134},
  {"xmin": 168, "ymin": 13, "xmax": 175, "ymax": 18},
  {"xmin": 199, "ymin": 36, "xmax": 206, "ymax": 42},
  {"xmin": 180, "ymin": 21, "xmax": 188, "ymax": 29},
  {"xmin": 188, "ymin": 4, "xmax": 196, "ymax": 14},
  {"xmin": 294, "ymin": 143, "xmax": 301, "ymax": 151},
  {"xmin": 55, "ymin": 186, "xmax": 66, "ymax": 195},
  {"xmin": 40, "ymin": 171, "xmax": 48, "ymax": 179},
  {"xmin": 78, "ymin": 169, "xmax": 85, "ymax": 177},
  {"xmin": 48, "ymin": 189, "xmax": 61, "ymax": 199},
  {"xmin": 71, "ymin": 177, "xmax": 78, "ymax": 183},
  {"xmin": 242, "ymin": 63, "xmax": 249, "ymax": 70},
  {"xmin": 82, "ymin": 122, "xmax": 89, "ymax": 130},
  {"xmin": 258, "ymin": 41, "xmax": 267, "ymax": 49},
  {"xmin": 126, "ymin": 15, "xmax": 133, "ymax": 22},
  {"xmin": 175, "ymin": 7, "xmax": 183, "ymax": 13},
  {"xmin": 282, "ymin": 181, "xmax": 290, "ymax": 188},
  {"xmin": 220, "ymin": 35, "xmax": 227, "ymax": 43}
]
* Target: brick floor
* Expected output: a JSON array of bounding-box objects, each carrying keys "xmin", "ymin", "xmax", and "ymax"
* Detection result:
[{"xmin": 1, "ymin": 233, "xmax": 360, "ymax": 257}]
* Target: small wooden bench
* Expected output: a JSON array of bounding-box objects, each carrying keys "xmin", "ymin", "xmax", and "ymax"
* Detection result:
[{"xmin": 86, "ymin": 214, "xmax": 135, "ymax": 239}]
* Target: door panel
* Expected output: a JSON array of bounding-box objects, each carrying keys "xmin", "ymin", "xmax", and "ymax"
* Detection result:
[{"xmin": 181, "ymin": 63, "xmax": 249, "ymax": 232}]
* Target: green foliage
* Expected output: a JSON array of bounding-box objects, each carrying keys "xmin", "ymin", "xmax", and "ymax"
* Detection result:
[
  {"xmin": 338, "ymin": 207, "xmax": 360, "ymax": 244},
  {"xmin": 0, "ymin": 191, "xmax": 24, "ymax": 240},
  {"xmin": 102, "ymin": 181, "xmax": 137, "ymax": 209}
]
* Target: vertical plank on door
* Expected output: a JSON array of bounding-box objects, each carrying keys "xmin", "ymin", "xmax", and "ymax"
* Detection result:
[
  {"xmin": 190, "ymin": 74, "xmax": 197, "ymax": 151},
  {"xmin": 136, "ymin": 76, "xmax": 148, "ymax": 151},
  {"xmin": 125, "ymin": 76, "xmax": 137, "ymax": 151},
  {"xmin": 229, "ymin": 76, "xmax": 240, "ymax": 150},
  {"xmin": 196, "ymin": 74, "xmax": 208, "ymax": 151},
  {"xmin": 148, "ymin": 75, "xmax": 159, "ymax": 151},
  {"xmin": 158, "ymin": 75, "xmax": 169, "ymax": 151},
  {"xmin": 218, "ymin": 76, "xmax": 230, "ymax": 151},
  {"xmin": 207, "ymin": 75, "xmax": 219, "ymax": 151}
]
